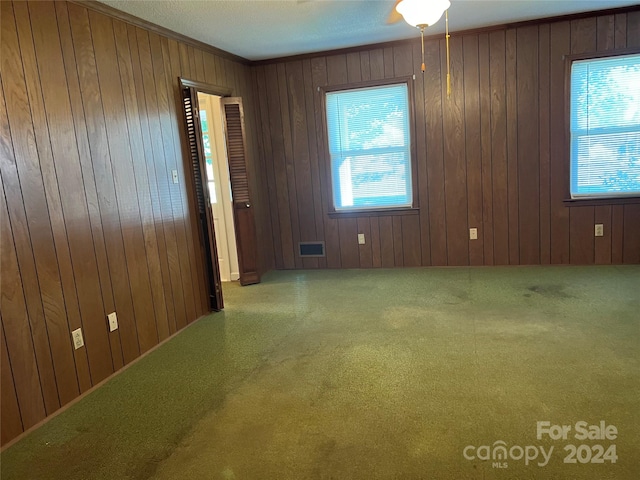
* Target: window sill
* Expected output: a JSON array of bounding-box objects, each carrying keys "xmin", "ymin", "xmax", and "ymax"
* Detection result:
[
  {"xmin": 563, "ymin": 197, "xmax": 640, "ymax": 207},
  {"xmin": 328, "ymin": 207, "xmax": 419, "ymax": 219}
]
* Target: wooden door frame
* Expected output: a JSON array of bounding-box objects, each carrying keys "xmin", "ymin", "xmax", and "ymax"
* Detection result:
[{"xmin": 180, "ymin": 78, "xmax": 233, "ymax": 311}]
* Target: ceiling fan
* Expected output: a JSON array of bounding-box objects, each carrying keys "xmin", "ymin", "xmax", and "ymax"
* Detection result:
[{"xmin": 387, "ymin": 0, "xmax": 452, "ymax": 95}]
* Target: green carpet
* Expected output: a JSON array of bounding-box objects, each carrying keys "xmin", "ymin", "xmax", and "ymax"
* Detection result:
[{"xmin": 1, "ymin": 266, "xmax": 639, "ymax": 479}]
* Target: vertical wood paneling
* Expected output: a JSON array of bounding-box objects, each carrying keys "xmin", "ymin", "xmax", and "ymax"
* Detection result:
[
  {"xmin": 338, "ymin": 218, "xmax": 359, "ymax": 268},
  {"xmin": 2, "ymin": 0, "xmax": 63, "ymax": 413},
  {"xmin": 253, "ymin": 10, "xmax": 639, "ymax": 274},
  {"xmin": 55, "ymin": 0, "xmax": 108, "ymax": 394},
  {"xmin": 1, "ymin": 0, "xmax": 261, "ymax": 445},
  {"xmin": 255, "ymin": 66, "xmax": 284, "ymax": 269},
  {"xmin": 112, "ymin": 20, "xmax": 170, "ymax": 337},
  {"xmin": 402, "ymin": 215, "xmax": 421, "ymax": 267},
  {"xmin": 286, "ymin": 61, "xmax": 317, "ymax": 268},
  {"xmin": 443, "ymin": 36, "xmax": 469, "ymax": 266},
  {"xmin": 277, "ymin": 62, "xmax": 303, "ymax": 268},
  {"xmin": 1, "ymin": 321, "xmax": 23, "ymax": 444},
  {"xmin": 516, "ymin": 26, "xmax": 540, "ymax": 265},
  {"xmin": 489, "ymin": 31, "xmax": 509, "ymax": 265},
  {"xmin": 538, "ymin": 24, "xmax": 551, "ymax": 265},
  {"xmin": 505, "ymin": 29, "xmax": 520, "ymax": 265},
  {"xmin": 369, "ymin": 217, "xmax": 382, "ymax": 268},
  {"xmin": 379, "ymin": 216, "xmax": 395, "ymax": 268},
  {"xmin": 265, "ymin": 64, "xmax": 296, "ymax": 268},
  {"xmin": 392, "ymin": 216, "xmax": 404, "ymax": 266},
  {"xmin": 478, "ymin": 33, "xmax": 494, "ymax": 265},
  {"xmin": 303, "ymin": 58, "xmax": 327, "ymax": 268},
  {"xmin": 148, "ymin": 31, "xmax": 193, "ymax": 329},
  {"xmin": 425, "ymin": 39, "xmax": 447, "ymax": 265},
  {"xmin": 128, "ymin": 24, "xmax": 178, "ymax": 333},
  {"xmin": 412, "ymin": 42, "xmax": 430, "ymax": 266},
  {"xmin": 463, "ymin": 35, "xmax": 484, "ymax": 266},
  {"xmin": 69, "ymin": 2, "xmax": 132, "ymax": 368},
  {"xmin": 91, "ymin": 13, "xmax": 159, "ymax": 353},
  {"xmin": 357, "ymin": 217, "xmax": 373, "ymax": 268},
  {"xmin": 15, "ymin": 0, "xmax": 85, "ymax": 404},
  {"xmin": 622, "ymin": 205, "xmax": 640, "ymax": 263},
  {"xmin": 549, "ymin": 21, "xmax": 571, "ymax": 264},
  {"xmin": 30, "ymin": 1, "xmax": 110, "ymax": 391},
  {"xmin": 0, "ymin": 170, "xmax": 47, "ymax": 430}
]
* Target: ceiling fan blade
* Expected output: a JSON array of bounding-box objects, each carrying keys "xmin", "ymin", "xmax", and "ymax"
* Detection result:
[{"xmin": 386, "ymin": 0, "xmax": 403, "ymax": 24}]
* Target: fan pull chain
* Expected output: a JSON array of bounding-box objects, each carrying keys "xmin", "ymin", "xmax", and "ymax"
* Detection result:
[
  {"xmin": 446, "ymin": 9, "xmax": 451, "ymax": 97},
  {"xmin": 420, "ymin": 26, "xmax": 426, "ymax": 73}
]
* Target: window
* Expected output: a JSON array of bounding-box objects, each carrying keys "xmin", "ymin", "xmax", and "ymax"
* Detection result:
[
  {"xmin": 569, "ymin": 52, "xmax": 640, "ymax": 199},
  {"xmin": 325, "ymin": 82, "xmax": 413, "ymax": 212},
  {"xmin": 199, "ymin": 109, "xmax": 217, "ymax": 203}
]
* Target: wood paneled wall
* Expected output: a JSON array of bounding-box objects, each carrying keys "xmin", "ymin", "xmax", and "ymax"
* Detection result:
[
  {"xmin": 0, "ymin": 0, "xmax": 270, "ymax": 446},
  {"xmin": 252, "ymin": 10, "xmax": 640, "ymax": 269}
]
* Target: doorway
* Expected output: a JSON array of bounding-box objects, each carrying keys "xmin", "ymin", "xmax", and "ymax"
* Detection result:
[{"xmin": 197, "ymin": 92, "xmax": 239, "ymax": 283}]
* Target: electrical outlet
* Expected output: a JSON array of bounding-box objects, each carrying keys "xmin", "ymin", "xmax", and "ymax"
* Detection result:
[
  {"xmin": 108, "ymin": 312, "xmax": 118, "ymax": 332},
  {"xmin": 72, "ymin": 328, "xmax": 84, "ymax": 350},
  {"xmin": 595, "ymin": 224, "xmax": 604, "ymax": 237},
  {"xmin": 357, "ymin": 233, "xmax": 365, "ymax": 245},
  {"xmin": 469, "ymin": 228, "xmax": 478, "ymax": 240},
  {"xmin": 171, "ymin": 169, "xmax": 179, "ymax": 184}
]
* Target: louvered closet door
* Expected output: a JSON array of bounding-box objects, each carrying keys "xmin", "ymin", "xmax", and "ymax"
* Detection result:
[
  {"xmin": 182, "ymin": 87, "xmax": 224, "ymax": 309},
  {"xmin": 221, "ymin": 98, "xmax": 260, "ymax": 286}
]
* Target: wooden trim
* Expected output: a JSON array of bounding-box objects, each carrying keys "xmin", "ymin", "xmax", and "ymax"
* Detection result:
[
  {"xmin": 68, "ymin": 0, "xmax": 250, "ymax": 64},
  {"xmin": 179, "ymin": 77, "xmax": 233, "ymax": 97},
  {"xmin": 328, "ymin": 208, "xmax": 420, "ymax": 219},
  {"xmin": 253, "ymin": 5, "xmax": 640, "ymax": 66},
  {"xmin": 564, "ymin": 45, "xmax": 640, "ymax": 63},
  {"xmin": 563, "ymin": 197, "xmax": 640, "ymax": 206}
]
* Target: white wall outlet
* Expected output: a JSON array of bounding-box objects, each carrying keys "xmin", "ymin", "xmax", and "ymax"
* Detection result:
[
  {"xmin": 357, "ymin": 233, "xmax": 365, "ymax": 245},
  {"xmin": 171, "ymin": 169, "xmax": 179, "ymax": 184},
  {"xmin": 595, "ymin": 224, "xmax": 604, "ymax": 237},
  {"xmin": 108, "ymin": 312, "xmax": 118, "ymax": 332},
  {"xmin": 72, "ymin": 328, "xmax": 84, "ymax": 350},
  {"xmin": 469, "ymin": 228, "xmax": 478, "ymax": 240}
]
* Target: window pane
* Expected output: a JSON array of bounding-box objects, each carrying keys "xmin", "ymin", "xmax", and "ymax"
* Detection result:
[
  {"xmin": 570, "ymin": 53, "xmax": 640, "ymax": 198},
  {"xmin": 208, "ymin": 180, "xmax": 217, "ymax": 204},
  {"xmin": 326, "ymin": 83, "xmax": 412, "ymax": 210},
  {"xmin": 572, "ymin": 132, "xmax": 640, "ymax": 196}
]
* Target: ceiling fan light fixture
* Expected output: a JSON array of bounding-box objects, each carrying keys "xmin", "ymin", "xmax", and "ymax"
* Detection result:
[{"xmin": 396, "ymin": 0, "xmax": 451, "ymax": 28}]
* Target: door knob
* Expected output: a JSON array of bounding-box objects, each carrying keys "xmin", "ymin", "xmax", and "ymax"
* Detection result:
[{"xmin": 245, "ymin": 202, "xmax": 251, "ymax": 208}]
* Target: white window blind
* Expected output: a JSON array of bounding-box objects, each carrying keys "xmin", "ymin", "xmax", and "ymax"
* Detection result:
[
  {"xmin": 325, "ymin": 83, "xmax": 412, "ymax": 211},
  {"xmin": 570, "ymin": 53, "xmax": 640, "ymax": 198}
]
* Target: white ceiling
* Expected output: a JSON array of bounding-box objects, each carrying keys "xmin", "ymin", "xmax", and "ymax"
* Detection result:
[{"xmin": 101, "ymin": 0, "xmax": 639, "ymax": 61}]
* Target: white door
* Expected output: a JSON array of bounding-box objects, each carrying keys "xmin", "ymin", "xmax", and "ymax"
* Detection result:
[{"xmin": 198, "ymin": 93, "xmax": 239, "ymax": 282}]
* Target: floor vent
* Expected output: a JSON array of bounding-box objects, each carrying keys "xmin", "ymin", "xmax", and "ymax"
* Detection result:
[{"xmin": 299, "ymin": 242, "xmax": 325, "ymax": 257}]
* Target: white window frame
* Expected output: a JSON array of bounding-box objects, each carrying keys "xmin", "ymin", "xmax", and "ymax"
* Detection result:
[
  {"xmin": 567, "ymin": 48, "xmax": 640, "ymax": 201},
  {"xmin": 323, "ymin": 78, "xmax": 417, "ymax": 214}
]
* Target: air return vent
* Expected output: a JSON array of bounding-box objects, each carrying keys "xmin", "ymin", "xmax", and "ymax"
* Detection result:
[{"xmin": 299, "ymin": 242, "xmax": 325, "ymax": 257}]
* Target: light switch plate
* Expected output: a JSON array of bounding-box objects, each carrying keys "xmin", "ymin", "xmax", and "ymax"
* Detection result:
[
  {"xmin": 469, "ymin": 228, "xmax": 478, "ymax": 240},
  {"xmin": 357, "ymin": 233, "xmax": 365, "ymax": 245}
]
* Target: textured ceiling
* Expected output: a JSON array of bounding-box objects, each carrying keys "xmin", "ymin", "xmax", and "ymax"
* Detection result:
[{"xmin": 100, "ymin": 0, "xmax": 639, "ymax": 61}]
